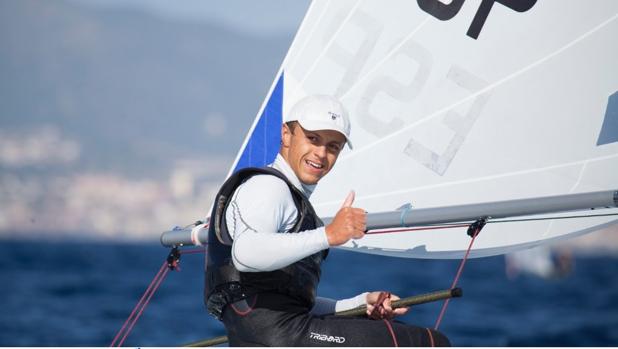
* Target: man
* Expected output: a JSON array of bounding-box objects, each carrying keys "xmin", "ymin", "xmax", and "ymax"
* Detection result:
[{"xmin": 205, "ymin": 95, "xmax": 450, "ymax": 346}]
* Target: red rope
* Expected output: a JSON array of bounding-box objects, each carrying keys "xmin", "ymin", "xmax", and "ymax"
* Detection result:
[
  {"xmin": 433, "ymin": 226, "xmax": 482, "ymax": 330},
  {"xmin": 369, "ymin": 291, "xmax": 391, "ymax": 319},
  {"xmin": 366, "ymin": 224, "xmax": 470, "ymax": 235},
  {"xmin": 365, "ymin": 221, "xmax": 485, "ymax": 331},
  {"xmin": 110, "ymin": 261, "xmax": 168, "ymax": 347},
  {"xmin": 110, "ymin": 247, "xmax": 205, "ymax": 347},
  {"xmin": 383, "ymin": 319, "xmax": 399, "ymax": 347},
  {"xmin": 117, "ymin": 267, "xmax": 170, "ymax": 346}
]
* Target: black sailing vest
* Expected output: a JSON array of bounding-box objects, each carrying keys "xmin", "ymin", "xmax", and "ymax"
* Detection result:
[{"xmin": 204, "ymin": 167, "xmax": 328, "ymax": 320}]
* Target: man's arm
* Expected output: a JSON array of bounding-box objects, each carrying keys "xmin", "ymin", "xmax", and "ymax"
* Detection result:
[{"xmin": 226, "ymin": 175, "xmax": 329, "ymax": 272}]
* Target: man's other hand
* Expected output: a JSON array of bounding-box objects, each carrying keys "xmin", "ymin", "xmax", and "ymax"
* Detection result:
[
  {"xmin": 366, "ymin": 291, "xmax": 409, "ymax": 320},
  {"xmin": 325, "ymin": 191, "xmax": 366, "ymax": 246}
]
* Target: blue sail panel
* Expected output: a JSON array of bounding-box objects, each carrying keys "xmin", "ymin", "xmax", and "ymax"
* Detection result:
[
  {"xmin": 234, "ymin": 73, "xmax": 284, "ymax": 171},
  {"xmin": 597, "ymin": 91, "xmax": 618, "ymax": 146}
]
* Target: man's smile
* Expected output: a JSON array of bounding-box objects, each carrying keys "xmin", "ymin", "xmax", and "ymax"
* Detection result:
[{"xmin": 305, "ymin": 159, "xmax": 324, "ymax": 170}]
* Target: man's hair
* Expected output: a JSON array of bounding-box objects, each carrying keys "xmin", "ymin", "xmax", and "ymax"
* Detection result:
[
  {"xmin": 285, "ymin": 121, "xmax": 298, "ymax": 133},
  {"xmin": 281, "ymin": 121, "xmax": 299, "ymax": 146}
]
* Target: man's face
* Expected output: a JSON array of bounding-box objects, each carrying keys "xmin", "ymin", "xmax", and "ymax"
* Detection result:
[{"xmin": 281, "ymin": 123, "xmax": 346, "ymax": 185}]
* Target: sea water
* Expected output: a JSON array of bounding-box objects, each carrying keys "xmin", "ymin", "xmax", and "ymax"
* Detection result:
[{"xmin": 0, "ymin": 239, "xmax": 616, "ymax": 346}]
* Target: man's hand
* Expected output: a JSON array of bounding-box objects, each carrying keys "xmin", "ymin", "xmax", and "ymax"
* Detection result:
[
  {"xmin": 366, "ymin": 291, "xmax": 409, "ymax": 320},
  {"xmin": 325, "ymin": 191, "xmax": 366, "ymax": 246}
]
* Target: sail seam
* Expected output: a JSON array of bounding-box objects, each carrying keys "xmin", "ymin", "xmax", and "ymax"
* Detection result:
[
  {"xmin": 289, "ymin": 0, "xmax": 363, "ymax": 100},
  {"xmin": 286, "ymin": 1, "xmax": 332, "ymax": 74}
]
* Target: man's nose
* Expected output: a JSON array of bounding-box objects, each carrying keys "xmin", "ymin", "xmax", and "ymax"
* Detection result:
[{"xmin": 314, "ymin": 145, "xmax": 327, "ymax": 158}]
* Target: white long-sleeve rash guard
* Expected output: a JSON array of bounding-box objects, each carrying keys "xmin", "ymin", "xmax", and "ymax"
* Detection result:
[{"xmin": 225, "ymin": 153, "xmax": 367, "ymax": 314}]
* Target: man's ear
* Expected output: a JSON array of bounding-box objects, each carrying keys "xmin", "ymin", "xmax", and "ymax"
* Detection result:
[{"xmin": 281, "ymin": 123, "xmax": 292, "ymax": 147}]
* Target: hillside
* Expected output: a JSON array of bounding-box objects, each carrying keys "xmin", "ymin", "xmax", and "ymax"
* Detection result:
[{"xmin": 0, "ymin": 0, "xmax": 295, "ymax": 239}]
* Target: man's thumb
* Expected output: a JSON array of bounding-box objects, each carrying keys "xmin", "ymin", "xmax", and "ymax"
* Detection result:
[{"xmin": 342, "ymin": 190, "xmax": 355, "ymax": 208}]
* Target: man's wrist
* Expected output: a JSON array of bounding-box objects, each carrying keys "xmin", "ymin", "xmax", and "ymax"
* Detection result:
[{"xmin": 318, "ymin": 226, "xmax": 331, "ymax": 249}]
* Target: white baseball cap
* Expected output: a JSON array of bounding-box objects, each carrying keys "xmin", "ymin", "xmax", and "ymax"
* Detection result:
[{"xmin": 285, "ymin": 95, "xmax": 353, "ymax": 149}]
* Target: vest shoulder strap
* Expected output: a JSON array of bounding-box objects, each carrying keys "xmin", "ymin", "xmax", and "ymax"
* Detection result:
[{"xmin": 213, "ymin": 167, "xmax": 306, "ymax": 245}]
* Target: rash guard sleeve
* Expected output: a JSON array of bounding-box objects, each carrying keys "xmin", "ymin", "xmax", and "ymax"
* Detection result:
[
  {"xmin": 226, "ymin": 174, "xmax": 330, "ymax": 272},
  {"xmin": 311, "ymin": 293, "xmax": 369, "ymax": 316}
]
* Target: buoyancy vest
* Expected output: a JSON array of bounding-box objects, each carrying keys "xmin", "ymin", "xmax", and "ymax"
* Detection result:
[{"xmin": 204, "ymin": 167, "xmax": 328, "ymax": 320}]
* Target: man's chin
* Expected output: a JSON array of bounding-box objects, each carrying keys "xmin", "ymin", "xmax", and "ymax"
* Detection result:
[
  {"xmin": 302, "ymin": 179, "xmax": 319, "ymax": 186},
  {"xmin": 300, "ymin": 174, "xmax": 321, "ymax": 185}
]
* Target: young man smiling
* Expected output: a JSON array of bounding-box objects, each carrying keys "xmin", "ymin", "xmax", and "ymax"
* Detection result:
[{"xmin": 205, "ymin": 95, "xmax": 450, "ymax": 346}]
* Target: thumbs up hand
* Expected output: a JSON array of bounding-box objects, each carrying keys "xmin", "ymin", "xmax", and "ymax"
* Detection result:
[{"xmin": 325, "ymin": 191, "xmax": 367, "ymax": 246}]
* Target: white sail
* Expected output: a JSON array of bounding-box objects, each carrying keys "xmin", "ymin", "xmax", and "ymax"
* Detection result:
[{"xmin": 224, "ymin": 0, "xmax": 618, "ymax": 259}]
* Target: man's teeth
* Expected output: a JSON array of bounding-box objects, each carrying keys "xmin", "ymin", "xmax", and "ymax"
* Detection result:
[{"xmin": 307, "ymin": 160, "xmax": 323, "ymax": 169}]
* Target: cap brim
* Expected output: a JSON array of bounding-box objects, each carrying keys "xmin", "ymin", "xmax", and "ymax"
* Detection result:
[{"xmin": 297, "ymin": 120, "xmax": 353, "ymax": 149}]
